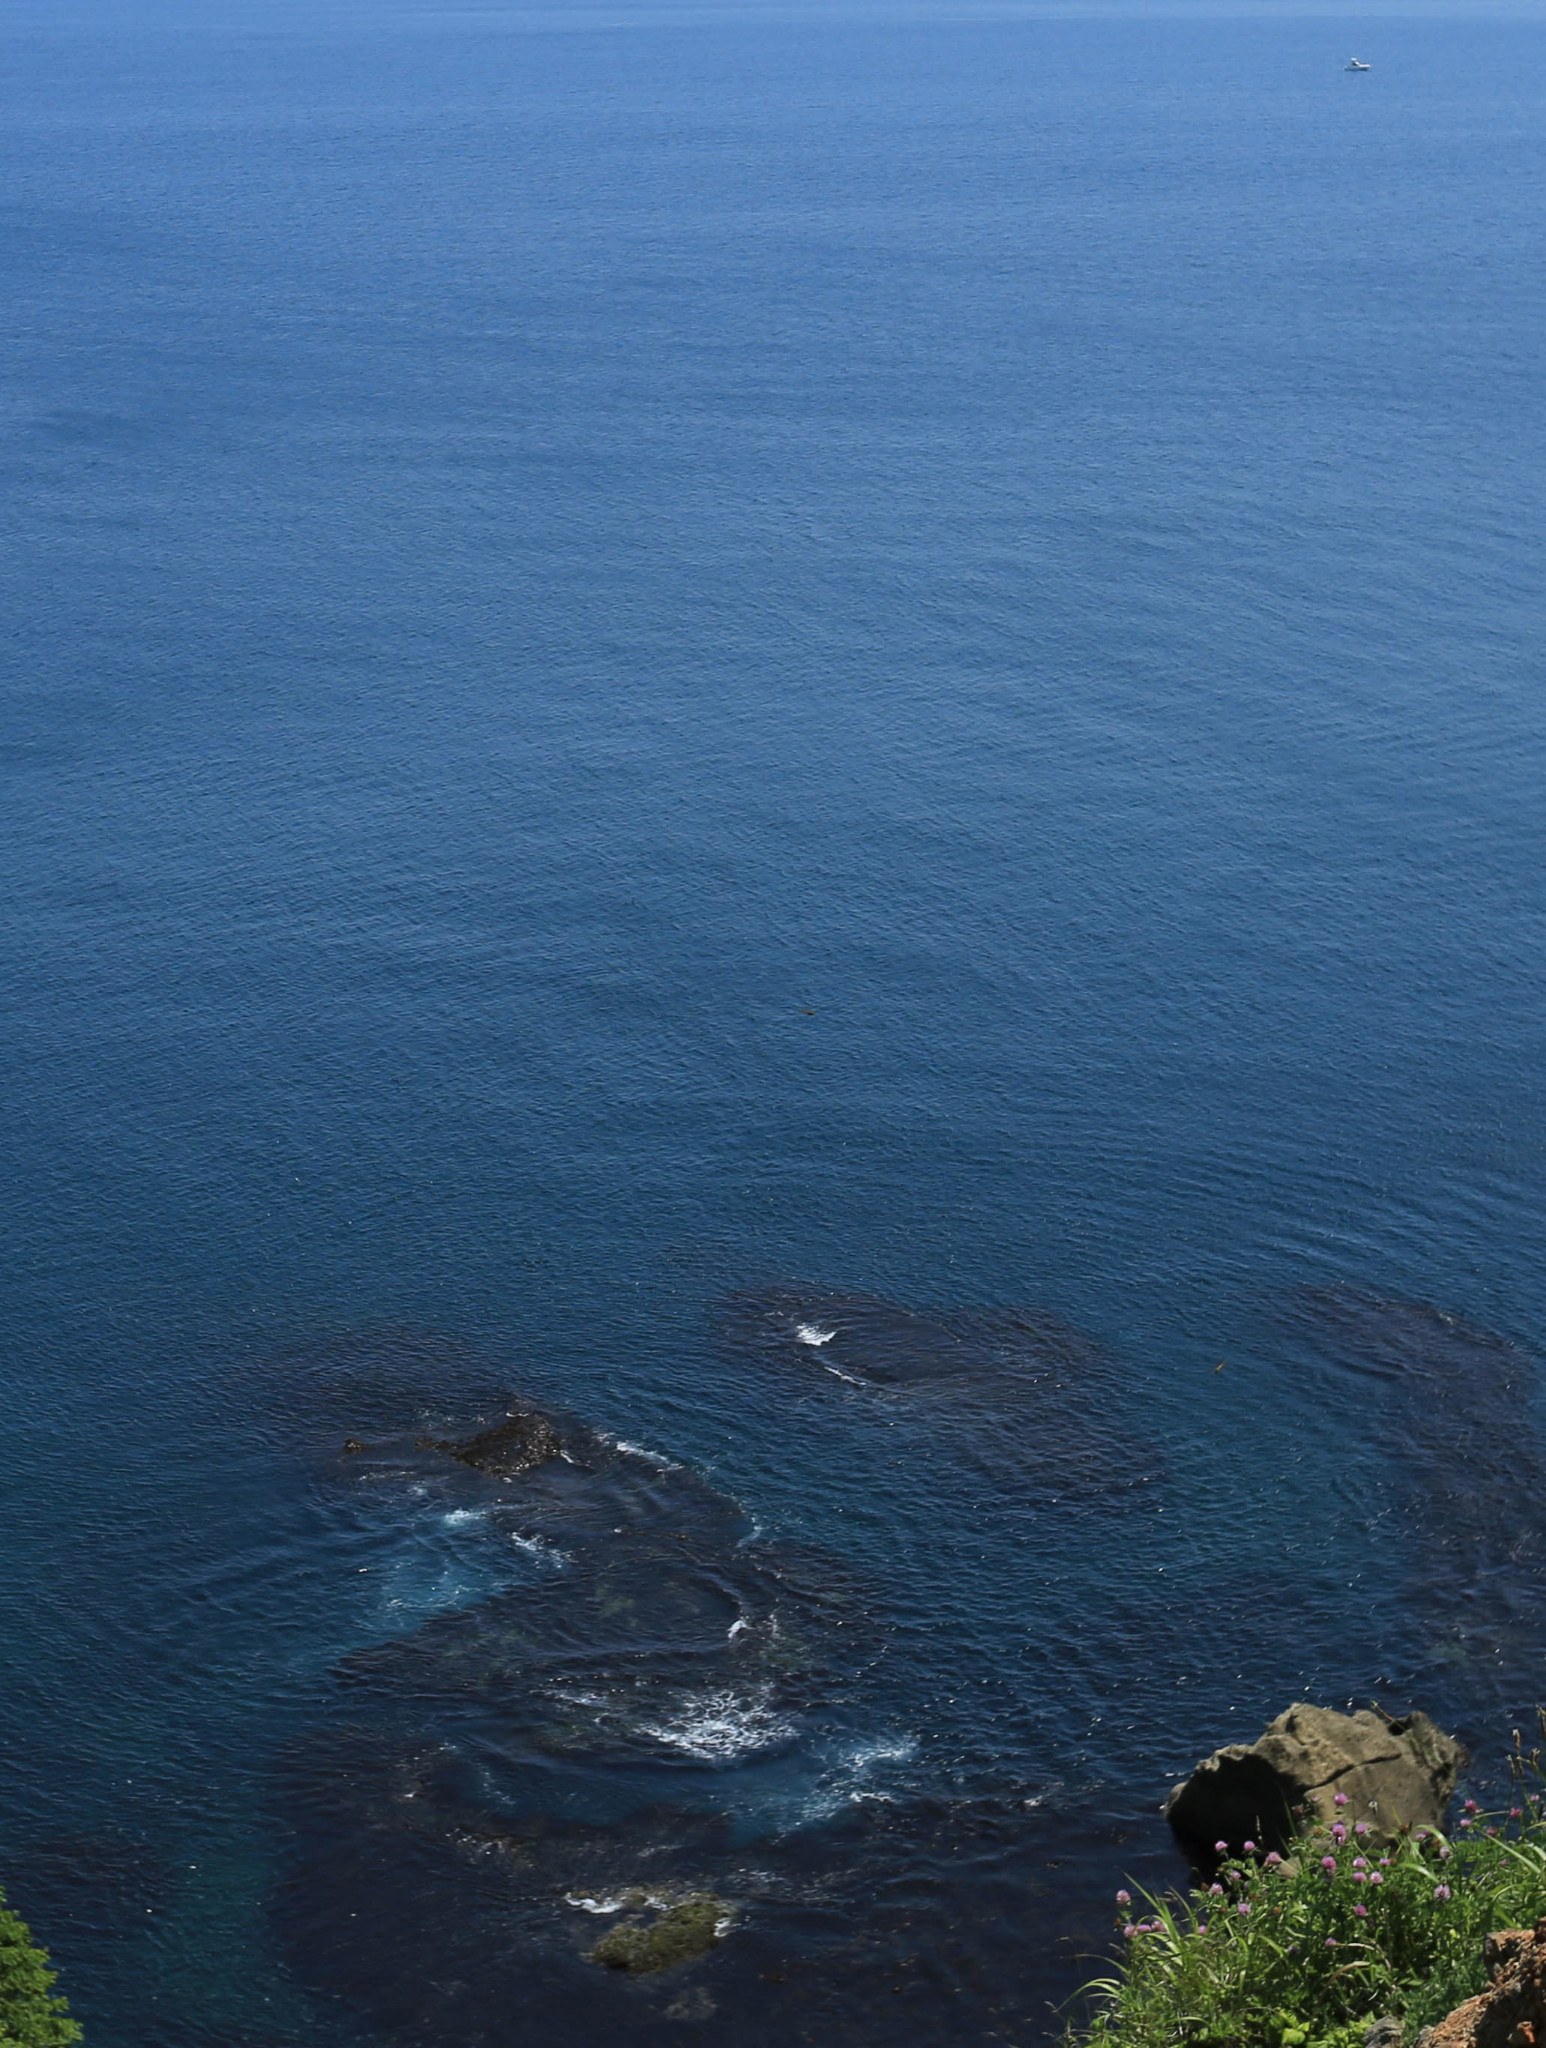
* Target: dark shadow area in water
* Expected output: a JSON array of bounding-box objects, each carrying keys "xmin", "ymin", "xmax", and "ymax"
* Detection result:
[
  {"xmin": 258, "ymin": 1327, "xmax": 529, "ymax": 1447},
  {"xmin": 716, "ymin": 1287, "xmax": 1161, "ymax": 1505},
  {"xmin": 1277, "ymin": 1289, "xmax": 1546, "ymax": 1744},
  {"xmin": 263, "ymin": 1326, "xmax": 1183, "ymax": 2045},
  {"xmin": 273, "ymin": 1727, "xmax": 1175, "ymax": 2048},
  {"xmin": 0, "ymin": 1834, "xmax": 172, "ymax": 1958}
]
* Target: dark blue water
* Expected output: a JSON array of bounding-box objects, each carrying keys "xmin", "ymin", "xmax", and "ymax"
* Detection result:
[{"xmin": 3, "ymin": 4, "xmax": 1545, "ymax": 2041}]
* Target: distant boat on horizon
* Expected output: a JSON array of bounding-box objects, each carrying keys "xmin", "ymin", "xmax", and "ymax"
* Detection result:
[{"xmin": 1346, "ymin": 58, "xmax": 1371, "ymax": 71}]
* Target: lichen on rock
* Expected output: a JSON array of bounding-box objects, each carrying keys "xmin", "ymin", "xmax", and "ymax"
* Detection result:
[{"xmin": 588, "ymin": 1894, "xmax": 730, "ymax": 1975}]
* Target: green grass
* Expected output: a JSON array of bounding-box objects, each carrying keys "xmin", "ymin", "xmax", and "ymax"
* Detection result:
[
  {"xmin": 1073, "ymin": 1742, "xmax": 1546, "ymax": 2048},
  {"xmin": 0, "ymin": 1886, "xmax": 80, "ymax": 2048}
]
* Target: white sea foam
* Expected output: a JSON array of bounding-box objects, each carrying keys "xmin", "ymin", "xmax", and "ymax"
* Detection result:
[
  {"xmin": 634, "ymin": 1685, "xmax": 796, "ymax": 1764},
  {"xmin": 797, "ymin": 1734, "xmax": 919, "ymax": 1822},
  {"xmin": 795, "ymin": 1323, "xmax": 835, "ymax": 1347},
  {"xmin": 548, "ymin": 1684, "xmax": 610, "ymax": 1710},
  {"xmin": 441, "ymin": 1507, "xmax": 487, "ymax": 1528},
  {"xmin": 608, "ymin": 1435, "xmax": 680, "ymax": 1469},
  {"xmin": 564, "ymin": 1888, "xmax": 699, "ymax": 1916},
  {"xmin": 821, "ymin": 1361, "xmax": 866, "ymax": 1386}
]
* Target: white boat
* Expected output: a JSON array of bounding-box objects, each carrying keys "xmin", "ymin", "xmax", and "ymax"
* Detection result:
[{"xmin": 1345, "ymin": 58, "xmax": 1371, "ymax": 71}]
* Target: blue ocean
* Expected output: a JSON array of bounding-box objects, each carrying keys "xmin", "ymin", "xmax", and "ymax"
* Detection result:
[{"xmin": 3, "ymin": 2, "xmax": 1544, "ymax": 2041}]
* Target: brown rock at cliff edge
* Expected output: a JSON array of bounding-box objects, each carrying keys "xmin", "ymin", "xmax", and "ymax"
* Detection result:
[
  {"xmin": 1419, "ymin": 1920, "xmax": 1546, "ymax": 2048},
  {"xmin": 1165, "ymin": 1703, "xmax": 1465, "ymax": 1854}
]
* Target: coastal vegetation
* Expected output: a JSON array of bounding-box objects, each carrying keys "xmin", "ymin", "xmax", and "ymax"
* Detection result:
[
  {"xmin": 1075, "ymin": 1744, "xmax": 1546, "ymax": 2048},
  {"xmin": 0, "ymin": 1888, "xmax": 79, "ymax": 2048}
]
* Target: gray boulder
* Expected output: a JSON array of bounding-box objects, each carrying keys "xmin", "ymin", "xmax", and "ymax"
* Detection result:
[{"xmin": 1165, "ymin": 1704, "xmax": 1465, "ymax": 1855}]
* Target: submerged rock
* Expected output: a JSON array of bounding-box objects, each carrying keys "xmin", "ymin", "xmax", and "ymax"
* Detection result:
[
  {"xmin": 272, "ymin": 1736, "xmax": 1146, "ymax": 2048},
  {"xmin": 422, "ymin": 1407, "xmax": 561, "ymax": 1477},
  {"xmin": 272, "ymin": 1347, "xmax": 1170, "ymax": 2045},
  {"xmin": 716, "ymin": 1285, "xmax": 1161, "ymax": 1505},
  {"xmin": 1166, "ymin": 1703, "xmax": 1465, "ymax": 1855},
  {"xmin": 590, "ymin": 1894, "xmax": 730, "ymax": 1974},
  {"xmin": 1281, "ymin": 1290, "xmax": 1546, "ymax": 1694}
]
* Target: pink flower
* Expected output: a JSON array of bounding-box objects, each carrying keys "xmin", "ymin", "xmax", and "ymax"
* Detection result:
[
  {"xmin": 1215, "ymin": 1841, "xmax": 1229, "ymax": 1854},
  {"xmin": 1512, "ymin": 1809, "xmax": 1524, "ymax": 1819},
  {"xmin": 1353, "ymin": 1904, "xmax": 1368, "ymax": 1918},
  {"xmin": 1333, "ymin": 1793, "xmax": 1349, "ymax": 1808},
  {"xmin": 1461, "ymin": 1818, "xmax": 1473, "ymax": 1829},
  {"xmin": 1370, "ymin": 1873, "xmax": 1384, "ymax": 1886},
  {"xmin": 1196, "ymin": 1921, "xmax": 1208, "ymax": 1935},
  {"xmin": 1322, "ymin": 1856, "xmax": 1337, "ymax": 1872},
  {"xmin": 1331, "ymin": 1824, "xmax": 1347, "ymax": 1844},
  {"xmin": 1464, "ymin": 1800, "xmax": 1478, "ymax": 1813},
  {"xmin": 1123, "ymin": 1924, "xmax": 1137, "ymax": 1939},
  {"xmin": 1434, "ymin": 1885, "xmax": 1452, "ymax": 1902},
  {"xmin": 1265, "ymin": 1852, "xmax": 1283, "ymax": 1867},
  {"xmin": 1355, "ymin": 1822, "xmax": 1370, "ymax": 1837},
  {"xmin": 1238, "ymin": 1902, "xmax": 1250, "ymax": 1916},
  {"xmin": 1439, "ymin": 1845, "xmax": 1452, "ymax": 1861},
  {"xmin": 1209, "ymin": 1883, "xmax": 1224, "ymax": 1896},
  {"xmin": 1352, "ymin": 1872, "xmax": 1367, "ymax": 1884},
  {"xmin": 1326, "ymin": 1937, "xmax": 1338, "ymax": 1948},
  {"xmin": 1243, "ymin": 1840, "xmax": 1256, "ymax": 1854},
  {"xmin": 1116, "ymin": 1891, "xmax": 1131, "ymax": 1906},
  {"xmin": 1353, "ymin": 1857, "xmax": 1367, "ymax": 1870}
]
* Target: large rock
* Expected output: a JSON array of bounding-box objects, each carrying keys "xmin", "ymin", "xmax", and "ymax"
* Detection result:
[
  {"xmin": 1418, "ymin": 1920, "xmax": 1546, "ymax": 2048},
  {"xmin": 421, "ymin": 1407, "xmax": 561, "ymax": 1477},
  {"xmin": 589, "ymin": 1894, "xmax": 731, "ymax": 1975},
  {"xmin": 1165, "ymin": 1704, "xmax": 1465, "ymax": 1856}
]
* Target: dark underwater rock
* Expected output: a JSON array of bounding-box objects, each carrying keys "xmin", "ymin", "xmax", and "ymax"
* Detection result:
[
  {"xmin": 271, "ymin": 1733, "xmax": 1169, "ymax": 2048},
  {"xmin": 268, "ymin": 1341, "xmax": 1179, "ymax": 2046},
  {"xmin": 718, "ymin": 1286, "xmax": 1097, "ymax": 1391},
  {"xmin": 1281, "ymin": 1289, "xmax": 1546, "ymax": 1709},
  {"xmin": 264, "ymin": 1325, "xmax": 525, "ymax": 1441},
  {"xmin": 333, "ymin": 1518, "xmax": 877, "ymax": 1776},
  {"xmin": 1166, "ymin": 1703, "xmax": 1465, "ymax": 1856},
  {"xmin": 421, "ymin": 1406, "xmax": 561, "ymax": 1477},
  {"xmin": 716, "ymin": 1285, "xmax": 1161, "ymax": 1504}
]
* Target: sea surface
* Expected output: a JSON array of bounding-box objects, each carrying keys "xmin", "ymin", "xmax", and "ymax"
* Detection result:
[{"xmin": 2, "ymin": 3, "xmax": 1545, "ymax": 2042}]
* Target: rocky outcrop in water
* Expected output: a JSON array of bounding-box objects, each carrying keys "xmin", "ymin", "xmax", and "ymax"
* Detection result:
[
  {"xmin": 1418, "ymin": 1921, "xmax": 1546, "ymax": 2048},
  {"xmin": 267, "ymin": 1346, "xmax": 1159, "ymax": 2048},
  {"xmin": 420, "ymin": 1405, "xmax": 562, "ymax": 1476},
  {"xmin": 590, "ymin": 1894, "xmax": 731, "ymax": 1974},
  {"xmin": 1166, "ymin": 1704, "xmax": 1465, "ymax": 1856}
]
